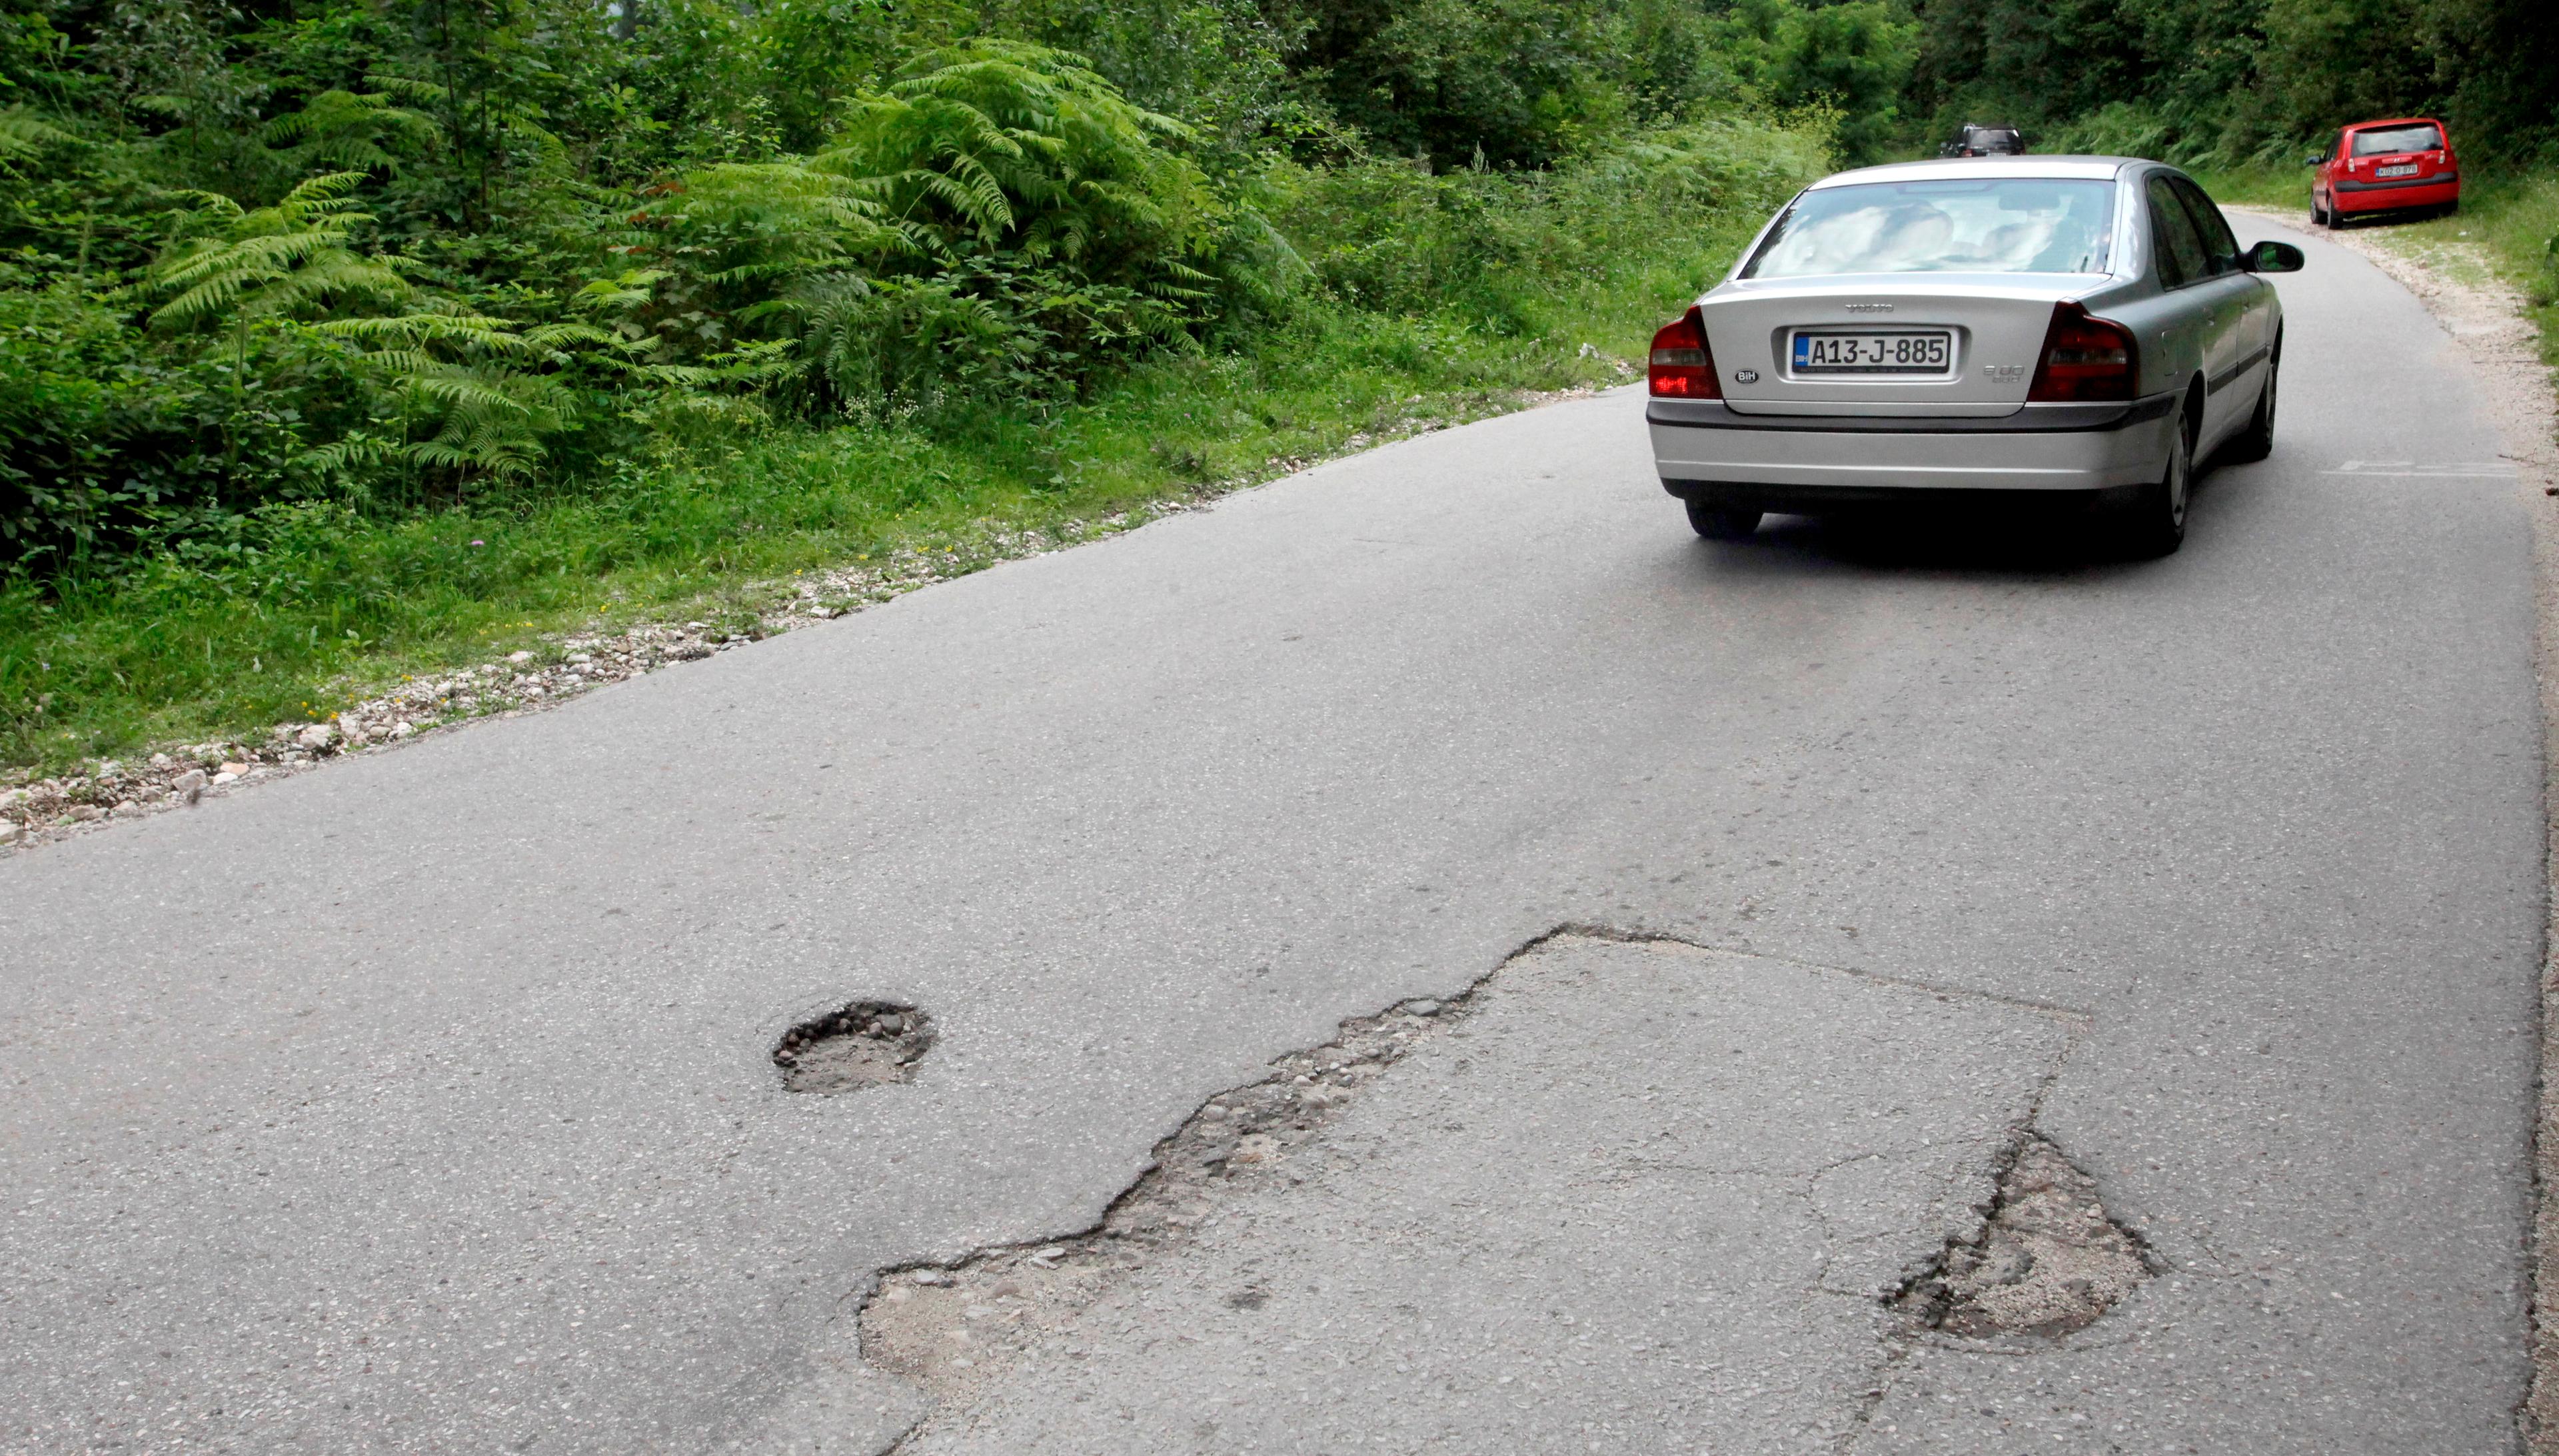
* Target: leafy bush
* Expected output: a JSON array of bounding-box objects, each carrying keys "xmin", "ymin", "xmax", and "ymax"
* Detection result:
[{"xmin": 1270, "ymin": 117, "xmax": 1823, "ymax": 326}]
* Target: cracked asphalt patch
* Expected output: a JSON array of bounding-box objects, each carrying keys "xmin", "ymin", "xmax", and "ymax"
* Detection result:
[
  {"xmin": 1898, "ymin": 1134, "xmax": 2150, "ymax": 1340},
  {"xmin": 840, "ymin": 935, "xmax": 2081, "ymax": 1455}
]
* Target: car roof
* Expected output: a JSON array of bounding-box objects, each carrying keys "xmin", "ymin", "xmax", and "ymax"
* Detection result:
[
  {"xmin": 2345, "ymin": 117, "xmax": 2444, "ymax": 130},
  {"xmin": 1809, "ymin": 157, "xmax": 2140, "ymax": 188}
]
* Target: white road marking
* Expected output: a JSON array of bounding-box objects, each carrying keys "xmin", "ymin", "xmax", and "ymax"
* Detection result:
[{"xmin": 2324, "ymin": 460, "xmax": 2517, "ymax": 478}]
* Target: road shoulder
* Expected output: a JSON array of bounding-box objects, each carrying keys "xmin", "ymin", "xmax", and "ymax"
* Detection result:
[{"xmin": 2243, "ymin": 206, "xmax": 2559, "ymax": 1454}]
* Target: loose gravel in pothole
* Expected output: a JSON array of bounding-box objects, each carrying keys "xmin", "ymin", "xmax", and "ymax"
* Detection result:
[
  {"xmin": 774, "ymin": 1002, "xmax": 936, "ymax": 1093},
  {"xmin": 1899, "ymin": 1133, "xmax": 2149, "ymax": 1338}
]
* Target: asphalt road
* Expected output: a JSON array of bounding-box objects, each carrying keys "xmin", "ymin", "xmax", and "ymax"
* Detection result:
[{"xmin": 1, "ymin": 221, "xmax": 2541, "ymax": 1455}]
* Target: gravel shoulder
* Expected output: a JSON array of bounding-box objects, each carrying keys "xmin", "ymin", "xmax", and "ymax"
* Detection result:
[{"xmin": 2240, "ymin": 205, "xmax": 2559, "ymax": 1453}]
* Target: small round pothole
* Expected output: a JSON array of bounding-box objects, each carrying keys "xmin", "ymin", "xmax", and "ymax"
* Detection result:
[{"xmin": 774, "ymin": 1001, "xmax": 936, "ymax": 1093}]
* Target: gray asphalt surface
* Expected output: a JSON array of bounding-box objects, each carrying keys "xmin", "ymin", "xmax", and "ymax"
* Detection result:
[
  {"xmin": 1, "ymin": 221, "xmax": 2541, "ymax": 1455},
  {"xmin": 896, "ymin": 936, "xmax": 2081, "ymax": 1455}
]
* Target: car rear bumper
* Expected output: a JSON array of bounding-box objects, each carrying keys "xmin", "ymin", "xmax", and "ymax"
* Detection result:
[
  {"xmin": 1649, "ymin": 393, "xmax": 2179, "ymax": 505},
  {"xmin": 2333, "ymin": 174, "xmax": 2458, "ymax": 211}
]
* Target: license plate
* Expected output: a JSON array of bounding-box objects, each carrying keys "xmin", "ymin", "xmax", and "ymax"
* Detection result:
[
  {"xmin": 1791, "ymin": 330, "xmax": 1953, "ymax": 375},
  {"xmin": 2376, "ymin": 163, "xmax": 2420, "ymax": 178}
]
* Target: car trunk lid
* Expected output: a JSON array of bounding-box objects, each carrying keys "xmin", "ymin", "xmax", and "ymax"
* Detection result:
[{"xmin": 1697, "ymin": 278, "xmax": 2083, "ymax": 414}]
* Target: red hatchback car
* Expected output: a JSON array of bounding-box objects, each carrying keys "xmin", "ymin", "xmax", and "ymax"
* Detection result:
[{"xmin": 2310, "ymin": 117, "xmax": 2460, "ymax": 226}]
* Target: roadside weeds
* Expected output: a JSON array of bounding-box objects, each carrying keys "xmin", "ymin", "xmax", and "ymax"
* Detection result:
[{"xmin": 0, "ymin": 383, "xmax": 1613, "ymax": 856}]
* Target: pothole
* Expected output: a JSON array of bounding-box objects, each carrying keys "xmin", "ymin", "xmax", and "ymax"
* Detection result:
[
  {"xmin": 774, "ymin": 1001, "xmax": 936, "ymax": 1093},
  {"xmin": 1897, "ymin": 1132, "xmax": 2150, "ymax": 1339},
  {"xmin": 860, "ymin": 995, "xmax": 1457, "ymax": 1399}
]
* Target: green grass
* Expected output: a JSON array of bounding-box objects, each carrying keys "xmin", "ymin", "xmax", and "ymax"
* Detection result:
[{"xmin": 1, "ymin": 138, "xmax": 1812, "ymax": 774}]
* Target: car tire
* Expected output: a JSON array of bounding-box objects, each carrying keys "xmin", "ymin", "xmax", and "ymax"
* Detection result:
[
  {"xmin": 1686, "ymin": 502, "xmax": 1762, "ymax": 540},
  {"xmin": 2223, "ymin": 340, "xmax": 2278, "ymax": 464},
  {"xmin": 2123, "ymin": 398, "xmax": 2193, "ymax": 558},
  {"xmin": 2310, "ymin": 196, "xmax": 2328, "ymax": 227}
]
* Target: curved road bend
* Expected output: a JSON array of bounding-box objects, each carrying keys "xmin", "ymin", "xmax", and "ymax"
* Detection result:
[{"xmin": 0, "ymin": 220, "xmax": 2541, "ymax": 1454}]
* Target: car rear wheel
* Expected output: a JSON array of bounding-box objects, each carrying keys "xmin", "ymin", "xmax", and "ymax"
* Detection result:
[
  {"xmin": 2223, "ymin": 341, "xmax": 2278, "ymax": 463},
  {"xmin": 2123, "ymin": 399, "xmax": 2193, "ymax": 558},
  {"xmin": 1685, "ymin": 502, "xmax": 1763, "ymax": 540}
]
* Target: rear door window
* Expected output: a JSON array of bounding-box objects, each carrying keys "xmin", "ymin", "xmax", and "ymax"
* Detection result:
[
  {"xmin": 2351, "ymin": 124, "xmax": 2443, "ymax": 156},
  {"xmin": 2170, "ymin": 177, "xmax": 2240, "ymax": 275},
  {"xmin": 2146, "ymin": 175, "xmax": 2207, "ymax": 289}
]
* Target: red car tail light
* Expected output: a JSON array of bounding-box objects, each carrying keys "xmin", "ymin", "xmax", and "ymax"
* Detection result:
[
  {"xmin": 2027, "ymin": 301, "xmax": 2137, "ymax": 402},
  {"xmin": 1649, "ymin": 307, "xmax": 1721, "ymax": 398}
]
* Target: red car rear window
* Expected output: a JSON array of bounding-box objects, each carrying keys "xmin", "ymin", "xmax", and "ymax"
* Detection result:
[{"xmin": 2351, "ymin": 124, "xmax": 2443, "ymax": 157}]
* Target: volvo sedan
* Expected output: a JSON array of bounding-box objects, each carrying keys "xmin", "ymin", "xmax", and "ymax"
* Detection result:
[{"xmin": 1647, "ymin": 157, "xmax": 2303, "ymax": 554}]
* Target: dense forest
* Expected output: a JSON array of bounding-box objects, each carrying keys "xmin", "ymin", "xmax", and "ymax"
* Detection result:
[
  {"xmin": 1, "ymin": 0, "xmax": 2555, "ymax": 769},
  {"xmin": 1907, "ymin": 0, "xmax": 2559, "ymax": 166}
]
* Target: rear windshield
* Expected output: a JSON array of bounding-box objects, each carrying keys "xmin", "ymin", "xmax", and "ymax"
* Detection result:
[
  {"xmin": 1967, "ymin": 129, "xmax": 2024, "ymax": 153},
  {"xmin": 2351, "ymin": 124, "xmax": 2442, "ymax": 156},
  {"xmin": 1741, "ymin": 178, "xmax": 2115, "ymax": 278}
]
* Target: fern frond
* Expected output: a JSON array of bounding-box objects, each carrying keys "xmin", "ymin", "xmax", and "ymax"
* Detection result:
[{"xmin": 0, "ymin": 107, "xmax": 74, "ymax": 161}]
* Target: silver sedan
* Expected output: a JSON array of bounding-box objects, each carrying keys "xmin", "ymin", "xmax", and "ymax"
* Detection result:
[{"xmin": 1646, "ymin": 156, "xmax": 2302, "ymax": 554}]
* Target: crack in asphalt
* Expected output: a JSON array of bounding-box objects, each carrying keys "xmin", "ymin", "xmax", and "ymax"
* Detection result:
[{"xmin": 824, "ymin": 922, "xmax": 2105, "ymax": 1451}]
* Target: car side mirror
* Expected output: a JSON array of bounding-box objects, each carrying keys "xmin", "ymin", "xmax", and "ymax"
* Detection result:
[
  {"xmin": 2305, "ymin": 152, "xmax": 2325, "ymax": 167},
  {"xmin": 2243, "ymin": 239, "xmax": 2304, "ymax": 273}
]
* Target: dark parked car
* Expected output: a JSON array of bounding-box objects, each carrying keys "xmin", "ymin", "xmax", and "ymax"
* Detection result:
[{"xmin": 1941, "ymin": 125, "xmax": 2027, "ymax": 157}]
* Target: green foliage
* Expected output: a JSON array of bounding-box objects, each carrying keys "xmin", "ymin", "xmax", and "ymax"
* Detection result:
[
  {"xmin": 1270, "ymin": 115, "xmax": 1819, "ymax": 324},
  {"xmin": 1907, "ymin": 0, "xmax": 2559, "ymax": 166},
  {"xmin": 1753, "ymin": 0, "xmax": 1915, "ymax": 165},
  {"xmin": 3, "ymin": 111, "xmax": 1825, "ymax": 770},
  {"xmin": 0, "ymin": 0, "xmax": 1851, "ymax": 767},
  {"xmin": 146, "ymin": 172, "xmax": 409, "ymax": 329},
  {"xmin": 827, "ymin": 41, "xmax": 1208, "ymax": 265}
]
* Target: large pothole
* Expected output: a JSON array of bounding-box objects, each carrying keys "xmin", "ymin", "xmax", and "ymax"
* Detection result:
[
  {"xmin": 860, "ymin": 994, "xmax": 1457, "ymax": 1398},
  {"xmin": 774, "ymin": 1001, "xmax": 936, "ymax": 1093},
  {"xmin": 1898, "ymin": 1132, "xmax": 2150, "ymax": 1338}
]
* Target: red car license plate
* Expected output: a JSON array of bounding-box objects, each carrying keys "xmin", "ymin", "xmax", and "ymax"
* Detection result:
[{"xmin": 2376, "ymin": 163, "xmax": 2420, "ymax": 178}]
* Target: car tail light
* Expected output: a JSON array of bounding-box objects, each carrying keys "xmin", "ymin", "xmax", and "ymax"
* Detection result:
[
  {"xmin": 1649, "ymin": 308, "xmax": 1720, "ymax": 398},
  {"xmin": 2027, "ymin": 301, "xmax": 2136, "ymax": 402}
]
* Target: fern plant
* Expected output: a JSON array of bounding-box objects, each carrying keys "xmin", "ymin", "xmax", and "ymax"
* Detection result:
[
  {"xmin": 259, "ymin": 89, "xmax": 441, "ymax": 181},
  {"xmin": 304, "ymin": 283, "xmax": 723, "ymax": 491},
  {"xmin": 818, "ymin": 41, "xmax": 1218, "ymax": 295},
  {"xmin": 145, "ymin": 171, "xmax": 412, "ymax": 474},
  {"xmin": 301, "ymin": 313, "xmax": 580, "ymax": 484},
  {"xmin": 0, "ymin": 107, "xmax": 72, "ymax": 169}
]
